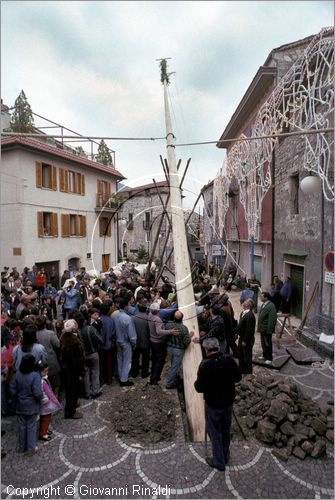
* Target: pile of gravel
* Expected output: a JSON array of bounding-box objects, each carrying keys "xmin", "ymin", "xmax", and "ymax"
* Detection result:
[{"xmin": 234, "ymin": 373, "xmax": 333, "ymax": 461}]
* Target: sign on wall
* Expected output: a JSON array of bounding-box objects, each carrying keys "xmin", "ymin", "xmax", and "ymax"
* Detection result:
[
  {"xmin": 212, "ymin": 244, "xmax": 224, "ymax": 256},
  {"xmin": 324, "ymin": 251, "xmax": 334, "ymax": 284},
  {"xmin": 325, "ymin": 271, "xmax": 334, "ymax": 285}
]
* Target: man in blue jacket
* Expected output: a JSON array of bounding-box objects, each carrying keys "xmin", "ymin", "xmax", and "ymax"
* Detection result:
[
  {"xmin": 113, "ymin": 297, "xmax": 137, "ymax": 387},
  {"xmin": 62, "ymin": 280, "xmax": 79, "ymax": 319}
]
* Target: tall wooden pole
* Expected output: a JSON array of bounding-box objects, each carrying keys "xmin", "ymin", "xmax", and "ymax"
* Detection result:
[{"xmin": 160, "ymin": 60, "xmax": 205, "ymax": 441}]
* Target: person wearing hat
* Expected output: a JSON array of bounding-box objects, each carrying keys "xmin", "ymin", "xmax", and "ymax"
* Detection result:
[
  {"xmin": 164, "ymin": 311, "xmax": 192, "ymax": 389},
  {"xmin": 196, "ymin": 304, "xmax": 226, "ymax": 354},
  {"xmin": 148, "ymin": 302, "xmax": 168, "ymax": 385},
  {"xmin": 59, "ymin": 319, "xmax": 85, "ymax": 419}
]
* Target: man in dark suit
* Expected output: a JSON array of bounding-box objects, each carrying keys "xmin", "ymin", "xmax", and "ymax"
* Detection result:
[
  {"xmin": 257, "ymin": 292, "xmax": 277, "ymax": 365},
  {"xmin": 194, "ymin": 337, "xmax": 241, "ymax": 471},
  {"xmin": 236, "ymin": 299, "xmax": 256, "ymax": 374}
]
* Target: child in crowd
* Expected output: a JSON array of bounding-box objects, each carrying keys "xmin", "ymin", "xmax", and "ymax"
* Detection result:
[
  {"xmin": 9, "ymin": 354, "xmax": 43, "ymax": 454},
  {"xmin": 38, "ymin": 363, "xmax": 61, "ymax": 441}
]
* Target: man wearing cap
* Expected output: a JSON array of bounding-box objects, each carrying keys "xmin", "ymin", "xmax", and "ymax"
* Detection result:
[
  {"xmin": 199, "ymin": 304, "xmax": 227, "ymax": 354},
  {"xmin": 164, "ymin": 311, "xmax": 192, "ymax": 389},
  {"xmin": 194, "ymin": 337, "xmax": 241, "ymax": 471},
  {"xmin": 148, "ymin": 302, "xmax": 168, "ymax": 385}
]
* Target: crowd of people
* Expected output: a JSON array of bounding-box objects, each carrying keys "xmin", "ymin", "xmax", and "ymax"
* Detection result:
[{"xmin": 1, "ymin": 261, "xmax": 280, "ymax": 468}]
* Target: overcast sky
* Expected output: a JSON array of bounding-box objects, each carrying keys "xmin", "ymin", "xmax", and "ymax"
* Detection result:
[{"xmin": 1, "ymin": 1, "xmax": 333, "ymax": 207}]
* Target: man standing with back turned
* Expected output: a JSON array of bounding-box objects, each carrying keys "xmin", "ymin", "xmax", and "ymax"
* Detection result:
[{"xmin": 194, "ymin": 337, "xmax": 241, "ymax": 471}]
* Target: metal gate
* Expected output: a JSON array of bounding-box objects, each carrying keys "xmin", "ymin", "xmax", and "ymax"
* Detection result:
[{"xmin": 290, "ymin": 265, "xmax": 304, "ymax": 318}]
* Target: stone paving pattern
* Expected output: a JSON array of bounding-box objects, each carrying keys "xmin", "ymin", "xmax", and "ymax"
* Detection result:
[{"xmin": 1, "ymin": 291, "xmax": 334, "ymax": 499}]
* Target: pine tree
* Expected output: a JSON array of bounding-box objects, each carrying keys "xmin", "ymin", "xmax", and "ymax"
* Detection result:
[
  {"xmin": 137, "ymin": 244, "xmax": 149, "ymax": 263},
  {"xmin": 10, "ymin": 90, "xmax": 35, "ymax": 133},
  {"xmin": 96, "ymin": 139, "xmax": 113, "ymax": 166}
]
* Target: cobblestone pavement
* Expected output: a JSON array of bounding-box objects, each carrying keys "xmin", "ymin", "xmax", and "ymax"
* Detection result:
[{"xmin": 1, "ymin": 292, "xmax": 334, "ymax": 500}]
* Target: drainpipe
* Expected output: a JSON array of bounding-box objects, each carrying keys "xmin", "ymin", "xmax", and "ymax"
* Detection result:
[
  {"xmin": 116, "ymin": 180, "xmax": 120, "ymax": 264},
  {"xmin": 320, "ymin": 180, "xmax": 324, "ymax": 318},
  {"xmin": 271, "ymin": 150, "xmax": 275, "ymax": 279}
]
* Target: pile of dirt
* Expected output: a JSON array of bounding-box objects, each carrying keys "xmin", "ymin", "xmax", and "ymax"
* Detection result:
[
  {"xmin": 234, "ymin": 372, "xmax": 333, "ymax": 460},
  {"xmin": 110, "ymin": 384, "xmax": 178, "ymax": 445}
]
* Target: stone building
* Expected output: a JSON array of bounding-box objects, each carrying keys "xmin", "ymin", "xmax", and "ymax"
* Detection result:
[
  {"xmin": 116, "ymin": 181, "xmax": 171, "ymax": 263},
  {"xmin": 206, "ymin": 29, "xmax": 333, "ymax": 334},
  {"xmin": 1, "ymin": 108, "xmax": 125, "ymax": 277},
  {"xmin": 201, "ymin": 180, "xmax": 221, "ymax": 268}
]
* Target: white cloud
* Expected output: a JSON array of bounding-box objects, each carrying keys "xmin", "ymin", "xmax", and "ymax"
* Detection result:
[{"xmin": 2, "ymin": 0, "xmax": 333, "ymax": 207}]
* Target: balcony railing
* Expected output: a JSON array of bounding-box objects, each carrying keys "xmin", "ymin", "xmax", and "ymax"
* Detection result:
[
  {"xmin": 96, "ymin": 193, "xmax": 120, "ymax": 211},
  {"xmin": 143, "ymin": 221, "xmax": 151, "ymax": 230}
]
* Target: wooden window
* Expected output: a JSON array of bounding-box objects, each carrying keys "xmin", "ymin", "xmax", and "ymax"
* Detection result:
[
  {"xmin": 61, "ymin": 214, "xmax": 86, "ymax": 237},
  {"xmin": 60, "ymin": 169, "xmax": 85, "ymax": 195},
  {"xmin": 102, "ymin": 254, "xmax": 110, "ymax": 272},
  {"xmin": 37, "ymin": 212, "xmax": 58, "ymax": 237},
  {"xmin": 36, "ymin": 162, "xmax": 57, "ymax": 190},
  {"xmin": 79, "ymin": 215, "xmax": 87, "ymax": 237},
  {"xmin": 99, "ymin": 217, "xmax": 112, "ymax": 237},
  {"xmin": 97, "ymin": 180, "xmax": 111, "ymax": 195},
  {"xmin": 13, "ymin": 248, "xmax": 22, "ymax": 256},
  {"xmin": 61, "ymin": 214, "xmax": 70, "ymax": 237}
]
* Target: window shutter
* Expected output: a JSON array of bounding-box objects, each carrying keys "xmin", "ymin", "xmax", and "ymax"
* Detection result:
[
  {"xmin": 36, "ymin": 162, "xmax": 43, "ymax": 188},
  {"xmin": 99, "ymin": 218, "xmax": 104, "ymax": 237},
  {"xmin": 60, "ymin": 169, "xmax": 65, "ymax": 192},
  {"xmin": 51, "ymin": 166, "xmax": 57, "ymax": 191},
  {"xmin": 61, "ymin": 214, "xmax": 70, "ymax": 237},
  {"xmin": 60, "ymin": 169, "xmax": 69, "ymax": 192},
  {"xmin": 37, "ymin": 212, "xmax": 44, "ymax": 237},
  {"xmin": 97, "ymin": 180, "xmax": 103, "ymax": 193},
  {"xmin": 79, "ymin": 215, "xmax": 86, "ymax": 237},
  {"xmin": 80, "ymin": 174, "xmax": 85, "ymax": 195},
  {"xmin": 107, "ymin": 182, "xmax": 111, "ymax": 196},
  {"xmin": 50, "ymin": 213, "xmax": 58, "ymax": 237}
]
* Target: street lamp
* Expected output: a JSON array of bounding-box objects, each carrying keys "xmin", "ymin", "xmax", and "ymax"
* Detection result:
[{"xmin": 300, "ymin": 174, "xmax": 321, "ymax": 195}]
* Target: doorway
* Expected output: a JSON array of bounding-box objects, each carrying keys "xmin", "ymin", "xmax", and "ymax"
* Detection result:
[
  {"xmin": 290, "ymin": 265, "xmax": 304, "ymax": 318},
  {"xmin": 68, "ymin": 258, "xmax": 80, "ymax": 274}
]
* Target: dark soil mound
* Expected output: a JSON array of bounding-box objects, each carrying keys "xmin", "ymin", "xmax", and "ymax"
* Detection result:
[{"xmin": 110, "ymin": 384, "xmax": 178, "ymax": 444}]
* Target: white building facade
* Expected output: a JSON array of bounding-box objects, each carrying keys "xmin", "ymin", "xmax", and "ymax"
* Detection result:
[{"xmin": 1, "ymin": 136, "xmax": 125, "ymax": 277}]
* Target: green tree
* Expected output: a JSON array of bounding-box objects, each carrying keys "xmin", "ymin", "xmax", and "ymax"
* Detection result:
[
  {"xmin": 75, "ymin": 146, "xmax": 87, "ymax": 157},
  {"xmin": 10, "ymin": 90, "xmax": 35, "ymax": 132},
  {"xmin": 137, "ymin": 244, "xmax": 149, "ymax": 263},
  {"xmin": 96, "ymin": 139, "xmax": 113, "ymax": 166}
]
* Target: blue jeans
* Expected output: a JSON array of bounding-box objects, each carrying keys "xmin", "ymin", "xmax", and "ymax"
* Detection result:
[
  {"xmin": 166, "ymin": 347, "xmax": 184, "ymax": 388},
  {"xmin": 117, "ymin": 342, "xmax": 132, "ymax": 382},
  {"xmin": 17, "ymin": 414, "xmax": 38, "ymax": 452},
  {"xmin": 205, "ymin": 403, "xmax": 233, "ymax": 470}
]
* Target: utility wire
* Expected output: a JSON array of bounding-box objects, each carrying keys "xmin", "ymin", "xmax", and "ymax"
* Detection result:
[
  {"xmin": 1, "ymin": 132, "xmax": 166, "ymax": 141},
  {"xmin": 2, "ymin": 127, "xmax": 332, "ymax": 144},
  {"xmin": 175, "ymin": 127, "xmax": 334, "ymax": 147}
]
